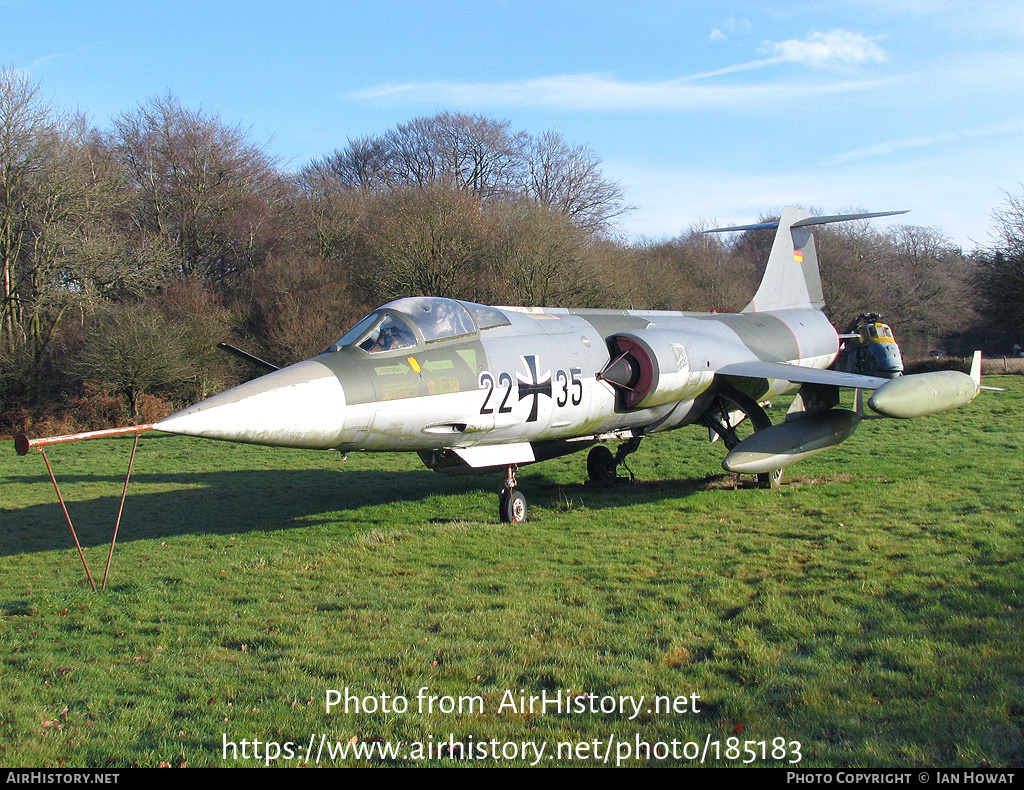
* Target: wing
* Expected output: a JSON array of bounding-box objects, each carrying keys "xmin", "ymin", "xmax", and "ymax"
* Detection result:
[
  {"xmin": 718, "ymin": 359, "xmax": 986, "ymax": 419},
  {"xmin": 717, "ymin": 361, "xmax": 889, "ymax": 390}
]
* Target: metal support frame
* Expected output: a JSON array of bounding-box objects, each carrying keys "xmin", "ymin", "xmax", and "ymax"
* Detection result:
[{"xmin": 20, "ymin": 425, "xmax": 151, "ymax": 591}]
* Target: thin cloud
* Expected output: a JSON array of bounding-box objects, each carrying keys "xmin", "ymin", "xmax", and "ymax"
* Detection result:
[
  {"xmin": 692, "ymin": 29, "xmax": 887, "ymax": 79},
  {"xmin": 827, "ymin": 119, "xmax": 1024, "ymax": 164},
  {"xmin": 22, "ymin": 43, "xmax": 98, "ymax": 74},
  {"xmin": 709, "ymin": 15, "xmax": 751, "ymax": 41},
  {"xmin": 352, "ymin": 29, "xmax": 889, "ymax": 111},
  {"xmin": 351, "ymin": 73, "xmax": 888, "ymax": 111}
]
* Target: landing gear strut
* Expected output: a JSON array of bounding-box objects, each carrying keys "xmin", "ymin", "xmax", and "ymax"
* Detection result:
[
  {"xmin": 702, "ymin": 386, "xmax": 783, "ymax": 489},
  {"xmin": 586, "ymin": 436, "xmax": 643, "ymax": 484},
  {"xmin": 498, "ymin": 465, "xmax": 527, "ymax": 523}
]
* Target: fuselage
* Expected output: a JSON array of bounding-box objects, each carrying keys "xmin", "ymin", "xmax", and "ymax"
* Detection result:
[{"xmin": 155, "ymin": 297, "xmax": 841, "ymax": 468}]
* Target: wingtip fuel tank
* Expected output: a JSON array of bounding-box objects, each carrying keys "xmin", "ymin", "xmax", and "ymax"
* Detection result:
[{"xmin": 867, "ymin": 371, "xmax": 978, "ymax": 419}]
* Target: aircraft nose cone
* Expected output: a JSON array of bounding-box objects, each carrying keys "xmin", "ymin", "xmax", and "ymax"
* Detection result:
[{"xmin": 155, "ymin": 358, "xmax": 346, "ymax": 449}]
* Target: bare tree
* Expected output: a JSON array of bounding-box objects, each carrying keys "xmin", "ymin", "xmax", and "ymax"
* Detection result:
[
  {"xmin": 630, "ymin": 225, "xmax": 758, "ymax": 312},
  {"xmin": 525, "ymin": 131, "xmax": 630, "ymax": 234},
  {"xmin": 353, "ymin": 184, "xmax": 489, "ymax": 302},
  {"xmin": 244, "ymin": 252, "xmax": 363, "ymax": 364},
  {"xmin": 0, "ymin": 68, "xmax": 70, "ymax": 355},
  {"xmin": 0, "ymin": 69, "xmax": 134, "ymax": 402},
  {"xmin": 319, "ymin": 135, "xmax": 391, "ymax": 190},
  {"xmin": 972, "ymin": 189, "xmax": 1024, "ymax": 349},
  {"xmin": 0, "ymin": 70, "xmax": 41, "ymax": 350},
  {"xmin": 112, "ymin": 94, "xmax": 285, "ymax": 283},
  {"xmin": 484, "ymin": 200, "xmax": 604, "ymax": 306},
  {"xmin": 316, "ymin": 112, "xmax": 526, "ymax": 197},
  {"xmin": 805, "ymin": 217, "xmax": 970, "ymax": 356},
  {"xmin": 291, "ymin": 162, "xmax": 365, "ymax": 261},
  {"xmin": 74, "ymin": 300, "xmax": 194, "ymax": 419},
  {"xmin": 308, "ymin": 114, "xmax": 628, "ymax": 233},
  {"xmin": 420, "ymin": 112, "xmax": 526, "ymax": 196},
  {"xmin": 73, "ymin": 279, "xmax": 233, "ymax": 417}
]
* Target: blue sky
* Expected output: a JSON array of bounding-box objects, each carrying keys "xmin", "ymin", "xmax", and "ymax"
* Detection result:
[{"xmin": 7, "ymin": 0, "xmax": 1024, "ymax": 248}]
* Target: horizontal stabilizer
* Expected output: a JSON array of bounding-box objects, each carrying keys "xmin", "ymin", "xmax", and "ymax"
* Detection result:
[
  {"xmin": 792, "ymin": 210, "xmax": 910, "ymax": 227},
  {"xmin": 705, "ymin": 207, "xmax": 910, "ymax": 313},
  {"xmin": 704, "ymin": 210, "xmax": 909, "ymax": 234}
]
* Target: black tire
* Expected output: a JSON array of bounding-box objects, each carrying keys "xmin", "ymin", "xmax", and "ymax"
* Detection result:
[
  {"xmin": 499, "ymin": 487, "xmax": 527, "ymax": 523},
  {"xmin": 587, "ymin": 445, "xmax": 617, "ymax": 483}
]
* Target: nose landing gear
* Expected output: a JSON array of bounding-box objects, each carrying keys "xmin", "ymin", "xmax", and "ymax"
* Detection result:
[{"xmin": 499, "ymin": 465, "xmax": 527, "ymax": 523}]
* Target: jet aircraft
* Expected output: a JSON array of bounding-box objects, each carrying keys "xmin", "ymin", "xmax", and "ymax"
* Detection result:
[{"xmin": 16, "ymin": 207, "xmax": 989, "ymax": 524}]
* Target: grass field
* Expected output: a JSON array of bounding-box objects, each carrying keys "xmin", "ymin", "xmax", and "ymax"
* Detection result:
[{"xmin": 1, "ymin": 380, "xmax": 1022, "ymax": 767}]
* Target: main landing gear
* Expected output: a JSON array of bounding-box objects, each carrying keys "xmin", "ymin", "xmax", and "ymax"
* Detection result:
[
  {"xmin": 586, "ymin": 435, "xmax": 643, "ymax": 484},
  {"xmin": 499, "ymin": 465, "xmax": 527, "ymax": 523},
  {"xmin": 701, "ymin": 386, "xmax": 782, "ymax": 489},
  {"xmin": 497, "ymin": 435, "xmax": 644, "ymax": 522}
]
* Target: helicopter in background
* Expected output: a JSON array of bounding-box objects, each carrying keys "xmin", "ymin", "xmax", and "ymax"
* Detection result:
[{"xmin": 834, "ymin": 313, "xmax": 905, "ymax": 379}]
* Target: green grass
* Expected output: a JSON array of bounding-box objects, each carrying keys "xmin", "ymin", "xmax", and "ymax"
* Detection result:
[{"xmin": 1, "ymin": 379, "xmax": 1022, "ymax": 767}]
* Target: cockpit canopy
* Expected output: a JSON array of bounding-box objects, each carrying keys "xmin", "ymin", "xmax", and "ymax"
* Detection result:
[
  {"xmin": 329, "ymin": 297, "xmax": 510, "ymax": 354},
  {"xmin": 862, "ymin": 323, "xmax": 895, "ymax": 342}
]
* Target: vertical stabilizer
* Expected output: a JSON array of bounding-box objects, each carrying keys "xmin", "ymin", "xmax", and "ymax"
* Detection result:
[
  {"xmin": 704, "ymin": 208, "xmax": 909, "ymax": 314},
  {"xmin": 970, "ymin": 350, "xmax": 982, "ymax": 387},
  {"xmin": 744, "ymin": 206, "xmax": 821, "ymax": 312}
]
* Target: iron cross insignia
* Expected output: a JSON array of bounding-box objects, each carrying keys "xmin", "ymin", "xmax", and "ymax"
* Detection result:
[{"xmin": 517, "ymin": 355, "xmax": 552, "ymax": 423}]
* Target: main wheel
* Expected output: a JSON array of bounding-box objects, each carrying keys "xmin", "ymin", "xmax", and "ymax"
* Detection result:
[
  {"xmin": 499, "ymin": 487, "xmax": 527, "ymax": 523},
  {"xmin": 587, "ymin": 445, "xmax": 617, "ymax": 483},
  {"xmin": 715, "ymin": 387, "xmax": 782, "ymax": 490}
]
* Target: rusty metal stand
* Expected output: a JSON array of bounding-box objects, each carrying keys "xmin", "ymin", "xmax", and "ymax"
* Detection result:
[
  {"xmin": 39, "ymin": 447, "xmax": 97, "ymax": 592},
  {"xmin": 18, "ymin": 425, "xmax": 153, "ymax": 592},
  {"xmin": 102, "ymin": 431, "xmax": 141, "ymax": 591}
]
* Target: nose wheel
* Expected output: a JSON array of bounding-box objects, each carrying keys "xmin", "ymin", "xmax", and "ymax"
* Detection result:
[{"xmin": 499, "ymin": 465, "xmax": 527, "ymax": 523}]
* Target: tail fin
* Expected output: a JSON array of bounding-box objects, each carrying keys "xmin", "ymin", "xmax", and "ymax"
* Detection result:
[
  {"xmin": 746, "ymin": 206, "xmax": 823, "ymax": 312},
  {"xmin": 970, "ymin": 350, "xmax": 982, "ymax": 387},
  {"xmin": 705, "ymin": 207, "xmax": 909, "ymax": 313}
]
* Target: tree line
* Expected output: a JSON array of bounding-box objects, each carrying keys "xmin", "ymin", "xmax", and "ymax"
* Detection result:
[{"xmin": 0, "ymin": 68, "xmax": 1017, "ymax": 433}]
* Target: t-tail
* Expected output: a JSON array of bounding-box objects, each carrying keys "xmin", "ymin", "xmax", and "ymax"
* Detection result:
[{"xmin": 705, "ymin": 207, "xmax": 910, "ymax": 313}]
